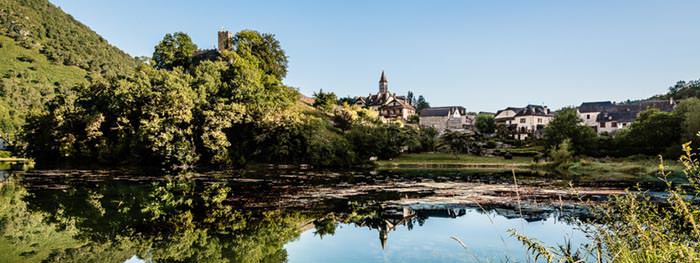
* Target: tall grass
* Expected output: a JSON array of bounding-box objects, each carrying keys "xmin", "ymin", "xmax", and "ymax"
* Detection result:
[{"xmin": 513, "ymin": 142, "xmax": 700, "ymax": 262}]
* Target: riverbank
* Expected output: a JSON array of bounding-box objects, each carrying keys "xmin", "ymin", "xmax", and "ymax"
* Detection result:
[
  {"xmin": 377, "ymin": 152, "xmax": 683, "ymax": 184},
  {"xmin": 376, "ymin": 153, "xmax": 533, "ymax": 169}
]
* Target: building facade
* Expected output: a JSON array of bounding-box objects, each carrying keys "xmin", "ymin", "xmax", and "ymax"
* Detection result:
[
  {"xmin": 419, "ymin": 106, "xmax": 473, "ymax": 132},
  {"xmin": 512, "ymin": 105, "xmax": 553, "ymax": 140},
  {"xmin": 577, "ymin": 99, "xmax": 676, "ymax": 134}
]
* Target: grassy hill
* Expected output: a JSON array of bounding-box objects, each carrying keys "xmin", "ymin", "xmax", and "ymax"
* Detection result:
[
  {"xmin": 0, "ymin": 0, "xmax": 136, "ymax": 74},
  {"xmin": 0, "ymin": 0, "xmax": 137, "ymax": 144}
]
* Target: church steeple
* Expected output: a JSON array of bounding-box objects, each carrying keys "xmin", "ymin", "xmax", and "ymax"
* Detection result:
[{"xmin": 378, "ymin": 70, "xmax": 388, "ymax": 94}]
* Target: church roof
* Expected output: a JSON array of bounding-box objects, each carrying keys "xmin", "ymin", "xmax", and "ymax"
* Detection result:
[{"xmin": 379, "ymin": 71, "xmax": 388, "ymax": 83}]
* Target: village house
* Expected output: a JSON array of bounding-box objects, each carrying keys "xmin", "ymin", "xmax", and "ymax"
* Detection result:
[
  {"xmin": 577, "ymin": 99, "xmax": 676, "ymax": 134},
  {"xmin": 512, "ymin": 105, "xmax": 553, "ymax": 140},
  {"xmin": 418, "ymin": 106, "xmax": 475, "ymax": 132},
  {"xmin": 494, "ymin": 105, "xmax": 553, "ymax": 140},
  {"xmin": 353, "ymin": 71, "xmax": 416, "ymax": 121},
  {"xmin": 596, "ymin": 110, "xmax": 637, "ymax": 134},
  {"xmin": 577, "ymin": 101, "xmax": 617, "ymax": 129},
  {"xmin": 494, "ymin": 107, "xmax": 524, "ymax": 125}
]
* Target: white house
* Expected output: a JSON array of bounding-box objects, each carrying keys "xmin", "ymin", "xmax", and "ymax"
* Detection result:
[{"xmin": 513, "ymin": 105, "xmax": 553, "ymax": 140}]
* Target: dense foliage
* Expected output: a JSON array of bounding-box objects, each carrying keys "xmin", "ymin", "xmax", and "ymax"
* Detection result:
[
  {"xmin": 153, "ymin": 32, "xmax": 198, "ymax": 70},
  {"xmin": 542, "ymin": 108, "xmax": 596, "ymax": 155},
  {"xmin": 474, "ymin": 114, "xmax": 496, "ymax": 134},
  {"xmin": 0, "ymin": 0, "xmax": 137, "ymax": 145},
  {"xmin": 659, "ymin": 79, "xmax": 700, "ymax": 100},
  {"xmin": 21, "ymin": 30, "xmax": 434, "ymax": 168},
  {"xmin": 0, "ymin": 0, "xmax": 136, "ymax": 74}
]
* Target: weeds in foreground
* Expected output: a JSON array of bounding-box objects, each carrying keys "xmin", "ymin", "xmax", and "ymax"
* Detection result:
[{"xmin": 512, "ymin": 142, "xmax": 700, "ymax": 263}]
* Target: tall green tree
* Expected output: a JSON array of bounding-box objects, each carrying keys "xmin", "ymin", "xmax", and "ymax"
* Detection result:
[
  {"xmin": 415, "ymin": 95, "xmax": 430, "ymax": 113},
  {"xmin": 674, "ymin": 98, "xmax": 700, "ymax": 146},
  {"xmin": 617, "ymin": 109, "xmax": 682, "ymax": 156},
  {"xmin": 312, "ymin": 89, "xmax": 338, "ymax": 112},
  {"xmin": 439, "ymin": 130, "xmax": 474, "ymax": 156},
  {"xmin": 475, "ymin": 114, "xmax": 496, "ymax": 134},
  {"xmin": 233, "ymin": 30, "xmax": 288, "ymax": 80},
  {"xmin": 542, "ymin": 107, "xmax": 597, "ymax": 155},
  {"xmin": 406, "ymin": 91, "xmax": 416, "ymax": 105},
  {"xmin": 153, "ymin": 32, "xmax": 198, "ymax": 70}
]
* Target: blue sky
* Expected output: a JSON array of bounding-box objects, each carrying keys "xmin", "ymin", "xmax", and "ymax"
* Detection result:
[{"xmin": 51, "ymin": 1, "xmax": 700, "ymax": 112}]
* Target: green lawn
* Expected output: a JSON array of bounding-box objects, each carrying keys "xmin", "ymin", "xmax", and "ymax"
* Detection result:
[{"xmin": 377, "ymin": 152, "xmax": 534, "ymax": 167}]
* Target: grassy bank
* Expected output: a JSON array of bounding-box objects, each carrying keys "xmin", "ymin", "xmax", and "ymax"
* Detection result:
[
  {"xmin": 377, "ymin": 152, "xmax": 683, "ymax": 184},
  {"xmin": 376, "ymin": 152, "xmax": 534, "ymax": 169}
]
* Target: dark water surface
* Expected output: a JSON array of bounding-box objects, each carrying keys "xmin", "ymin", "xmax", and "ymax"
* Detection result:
[{"xmin": 0, "ymin": 168, "xmax": 610, "ymax": 263}]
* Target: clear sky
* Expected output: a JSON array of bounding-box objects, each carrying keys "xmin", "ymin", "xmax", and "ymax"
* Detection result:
[{"xmin": 51, "ymin": 0, "xmax": 700, "ymax": 112}]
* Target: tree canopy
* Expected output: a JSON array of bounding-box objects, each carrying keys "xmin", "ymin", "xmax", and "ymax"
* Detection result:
[
  {"xmin": 542, "ymin": 107, "xmax": 597, "ymax": 155},
  {"xmin": 153, "ymin": 32, "xmax": 198, "ymax": 70}
]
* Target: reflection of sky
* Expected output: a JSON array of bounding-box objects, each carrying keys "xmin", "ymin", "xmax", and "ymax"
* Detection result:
[{"xmin": 285, "ymin": 209, "xmax": 588, "ymax": 263}]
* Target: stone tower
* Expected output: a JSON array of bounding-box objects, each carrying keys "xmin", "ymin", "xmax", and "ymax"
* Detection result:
[
  {"xmin": 217, "ymin": 31, "xmax": 232, "ymax": 52},
  {"xmin": 379, "ymin": 70, "xmax": 388, "ymax": 94}
]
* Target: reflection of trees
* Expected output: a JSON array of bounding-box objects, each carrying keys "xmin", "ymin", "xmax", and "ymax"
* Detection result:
[
  {"xmin": 0, "ymin": 174, "xmax": 310, "ymax": 263},
  {"xmin": 0, "ymin": 177, "xmax": 82, "ymax": 263}
]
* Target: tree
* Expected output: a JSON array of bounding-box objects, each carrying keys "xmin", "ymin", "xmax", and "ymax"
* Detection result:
[
  {"xmin": 439, "ymin": 130, "xmax": 474, "ymax": 157},
  {"xmin": 549, "ymin": 139, "xmax": 573, "ymax": 168},
  {"xmin": 475, "ymin": 114, "xmax": 496, "ymax": 134},
  {"xmin": 542, "ymin": 107, "xmax": 597, "ymax": 155},
  {"xmin": 233, "ymin": 30, "xmax": 288, "ymax": 81},
  {"xmin": 617, "ymin": 109, "xmax": 682, "ymax": 156},
  {"xmin": 415, "ymin": 95, "xmax": 430, "ymax": 113},
  {"xmin": 406, "ymin": 91, "xmax": 416, "ymax": 106},
  {"xmin": 674, "ymin": 98, "xmax": 700, "ymax": 146},
  {"xmin": 337, "ymin": 96, "xmax": 355, "ymax": 105},
  {"xmin": 312, "ymin": 89, "xmax": 338, "ymax": 112},
  {"xmin": 666, "ymin": 79, "xmax": 700, "ymax": 100},
  {"xmin": 418, "ymin": 127, "xmax": 439, "ymax": 152},
  {"xmin": 153, "ymin": 32, "xmax": 198, "ymax": 70}
]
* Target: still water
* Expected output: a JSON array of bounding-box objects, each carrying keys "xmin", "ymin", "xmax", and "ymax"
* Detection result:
[{"xmin": 0, "ymin": 168, "xmax": 607, "ymax": 263}]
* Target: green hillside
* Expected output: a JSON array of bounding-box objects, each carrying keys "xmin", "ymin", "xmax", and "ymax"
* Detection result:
[
  {"xmin": 0, "ymin": 0, "xmax": 137, "ymax": 144},
  {"xmin": 0, "ymin": 35, "xmax": 87, "ymax": 142},
  {"xmin": 0, "ymin": 0, "xmax": 136, "ymax": 74}
]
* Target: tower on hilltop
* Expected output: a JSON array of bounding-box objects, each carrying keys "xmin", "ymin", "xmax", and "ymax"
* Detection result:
[{"xmin": 217, "ymin": 30, "xmax": 232, "ymax": 52}]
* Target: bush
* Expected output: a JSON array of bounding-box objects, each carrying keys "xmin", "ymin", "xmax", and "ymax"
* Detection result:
[{"xmin": 548, "ymin": 139, "xmax": 573, "ymax": 168}]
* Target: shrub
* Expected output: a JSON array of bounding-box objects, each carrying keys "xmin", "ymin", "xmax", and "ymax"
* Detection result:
[{"xmin": 548, "ymin": 139, "xmax": 573, "ymax": 168}]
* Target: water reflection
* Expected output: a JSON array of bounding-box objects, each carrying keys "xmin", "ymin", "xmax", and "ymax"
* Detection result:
[{"xmin": 0, "ymin": 169, "xmax": 596, "ymax": 262}]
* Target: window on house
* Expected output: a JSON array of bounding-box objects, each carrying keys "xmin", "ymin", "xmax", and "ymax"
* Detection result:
[
  {"xmin": 600, "ymin": 122, "xmax": 605, "ymax": 128},
  {"xmin": 612, "ymin": 122, "xmax": 618, "ymax": 128},
  {"xmin": 586, "ymin": 114, "xmax": 590, "ymax": 119},
  {"xmin": 519, "ymin": 118, "xmax": 526, "ymax": 123},
  {"xmin": 537, "ymin": 118, "xmax": 542, "ymax": 123}
]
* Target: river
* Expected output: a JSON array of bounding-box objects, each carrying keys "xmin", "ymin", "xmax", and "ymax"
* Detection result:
[{"xmin": 0, "ymin": 168, "xmax": 629, "ymax": 262}]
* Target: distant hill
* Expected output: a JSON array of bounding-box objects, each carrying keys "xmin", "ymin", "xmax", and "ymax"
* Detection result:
[
  {"xmin": 0, "ymin": 0, "xmax": 136, "ymax": 74},
  {"xmin": 0, "ymin": 0, "xmax": 137, "ymax": 143}
]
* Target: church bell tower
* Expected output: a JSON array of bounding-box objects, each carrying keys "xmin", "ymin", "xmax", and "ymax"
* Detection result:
[{"xmin": 379, "ymin": 70, "xmax": 388, "ymax": 94}]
